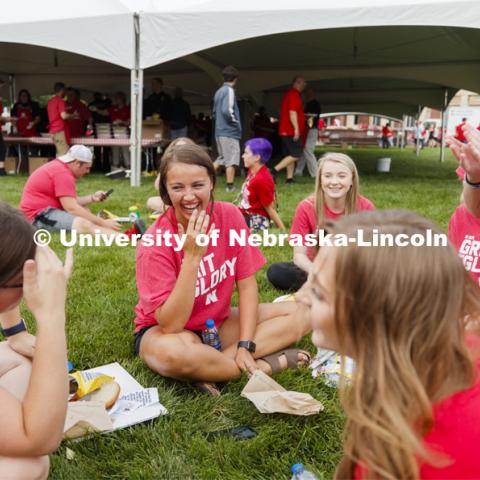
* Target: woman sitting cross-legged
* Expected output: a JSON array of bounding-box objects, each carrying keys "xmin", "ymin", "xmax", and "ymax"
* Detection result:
[{"xmin": 133, "ymin": 143, "xmax": 311, "ymax": 395}]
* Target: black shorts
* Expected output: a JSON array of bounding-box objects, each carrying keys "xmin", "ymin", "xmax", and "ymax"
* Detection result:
[
  {"xmin": 281, "ymin": 136, "xmax": 303, "ymax": 158},
  {"xmin": 133, "ymin": 325, "xmax": 202, "ymax": 356}
]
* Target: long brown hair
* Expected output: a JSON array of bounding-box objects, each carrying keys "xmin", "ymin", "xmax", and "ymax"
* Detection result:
[
  {"xmin": 314, "ymin": 152, "xmax": 359, "ymax": 228},
  {"xmin": 322, "ymin": 210, "xmax": 480, "ymax": 479},
  {"xmin": 0, "ymin": 202, "xmax": 36, "ymax": 286}
]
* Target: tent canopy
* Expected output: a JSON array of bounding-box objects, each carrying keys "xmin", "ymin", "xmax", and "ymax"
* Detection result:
[
  {"xmin": 1, "ymin": 1, "xmax": 480, "ymax": 116},
  {"xmin": 0, "ymin": 1, "xmax": 136, "ymax": 68},
  {"xmin": 1, "ymin": 0, "xmax": 480, "ymax": 184}
]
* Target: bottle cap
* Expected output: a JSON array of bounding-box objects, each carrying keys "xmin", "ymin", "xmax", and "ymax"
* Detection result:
[
  {"xmin": 205, "ymin": 319, "xmax": 215, "ymax": 328},
  {"xmin": 291, "ymin": 464, "xmax": 304, "ymax": 475}
]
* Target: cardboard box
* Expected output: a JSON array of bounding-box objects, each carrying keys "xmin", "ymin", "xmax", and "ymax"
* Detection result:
[
  {"xmin": 4, "ymin": 156, "xmax": 17, "ymax": 174},
  {"xmin": 29, "ymin": 157, "xmax": 49, "ymax": 175},
  {"xmin": 142, "ymin": 119, "xmax": 169, "ymax": 140}
]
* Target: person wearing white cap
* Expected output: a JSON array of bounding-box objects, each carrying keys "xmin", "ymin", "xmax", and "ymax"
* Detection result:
[{"xmin": 20, "ymin": 145, "xmax": 121, "ymax": 234}]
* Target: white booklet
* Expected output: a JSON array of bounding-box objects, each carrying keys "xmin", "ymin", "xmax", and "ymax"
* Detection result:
[{"xmin": 84, "ymin": 362, "xmax": 168, "ymax": 432}]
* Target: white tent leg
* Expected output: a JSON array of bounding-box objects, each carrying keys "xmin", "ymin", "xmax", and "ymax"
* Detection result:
[
  {"xmin": 130, "ymin": 69, "xmax": 139, "ymax": 187},
  {"xmin": 401, "ymin": 114, "xmax": 406, "ymax": 149},
  {"xmin": 135, "ymin": 68, "xmax": 143, "ymax": 184},
  {"xmin": 8, "ymin": 74, "xmax": 15, "ymax": 107},
  {"xmin": 130, "ymin": 13, "xmax": 143, "ymax": 187},
  {"xmin": 440, "ymin": 88, "xmax": 448, "ymax": 163},
  {"xmin": 415, "ymin": 105, "xmax": 421, "ymax": 157}
]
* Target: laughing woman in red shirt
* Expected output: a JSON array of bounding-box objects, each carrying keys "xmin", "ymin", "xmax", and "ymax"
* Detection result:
[{"xmin": 297, "ymin": 209, "xmax": 480, "ymax": 479}]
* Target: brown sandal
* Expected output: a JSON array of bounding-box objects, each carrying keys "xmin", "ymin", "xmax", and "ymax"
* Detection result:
[
  {"xmin": 259, "ymin": 348, "xmax": 311, "ymax": 375},
  {"xmin": 192, "ymin": 381, "xmax": 221, "ymax": 397}
]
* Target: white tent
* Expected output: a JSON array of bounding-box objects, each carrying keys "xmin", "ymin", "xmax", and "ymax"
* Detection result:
[{"xmin": 2, "ymin": 0, "xmax": 480, "ymax": 184}]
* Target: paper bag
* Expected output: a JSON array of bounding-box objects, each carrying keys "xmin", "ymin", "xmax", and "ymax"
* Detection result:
[
  {"xmin": 64, "ymin": 401, "xmax": 113, "ymax": 439},
  {"xmin": 241, "ymin": 370, "xmax": 323, "ymax": 416}
]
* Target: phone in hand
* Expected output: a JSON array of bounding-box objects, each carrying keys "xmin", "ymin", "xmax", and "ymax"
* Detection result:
[{"xmin": 206, "ymin": 426, "xmax": 257, "ymax": 442}]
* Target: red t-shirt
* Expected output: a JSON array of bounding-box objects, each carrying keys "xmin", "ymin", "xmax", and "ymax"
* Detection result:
[
  {"xmin": 355, "ymin": 335, "xmax": 480, "ymax": 479},
  {"xmin": 290, "ymin": 195, "xmax": 376, "ymax": 260},
  {"xmin": 47, "ymin": 95, "xmax": 66, "ymax": 134},
  {"xmin": 65, "ymin": 100, "xmax": 91, "ymax": 138},
  {"xmin": 20, "ymin": 160, "xmax": 77, "ymax": 221},
  {"xmin": 238, "ymin": 165, "xmax": 275, "ymax": 218},
  {"xmin": 455, "ymin": 122, "xmax": 467, "ymax": 143},
  {"xmin": 12, "ymin": 104, "xmax": 38, "ymax": 137},
  {"xmin": 448, "ymin": 204, "xmax": 480, "ymax": 285},
  {"xmin": 134, "ymin": 201, "xmax": 266, "ymax": 333},
  {"xmin": 108, "ymin": 105, "xmax": 130, "ymax": 123},
  {"xmin": 382, "ymin": 126, "xmax": 393, "ymax": 137},
  {"xmin": 278, "ymin": 88, "xmax": 305, "ymax": 137}
]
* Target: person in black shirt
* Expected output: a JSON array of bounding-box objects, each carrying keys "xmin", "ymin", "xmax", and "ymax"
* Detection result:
[
  {"xmin": 170, "ymin": 88, "xmax": 191, "ymax": 139},
  {"xmin": 144, "ymin": 78, "xmax": 172, "ymax": 122},
  {"xmin": 295, "ymin": 88, "xmax": 321, "ymax": 177}
]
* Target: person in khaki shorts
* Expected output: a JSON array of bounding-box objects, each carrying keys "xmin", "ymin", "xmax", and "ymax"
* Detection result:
[
  {"xmin": 212, "ymin": 66, "xmax": 242, "ymax": 193},
  {"xmin": 47, "ymin": 82, "xmax": 78, "ymax": 156}
]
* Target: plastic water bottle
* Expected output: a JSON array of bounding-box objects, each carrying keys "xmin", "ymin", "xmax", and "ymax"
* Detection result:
[
  {"xmin": 291, "ymin": 463, "xmax": 318, "ymax": 480},
  {"xmin": 201, "ymin": 319, "xmax": 222, "ymax": 351},
  {"xmin": 129, "ymin": 205, "xmax": 146, "ymax": 235}
]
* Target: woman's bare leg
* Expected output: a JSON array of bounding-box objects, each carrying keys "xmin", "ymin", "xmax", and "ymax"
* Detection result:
[{"xmin": 139, "ymin": 301, "xmax": 310, "ymax": 383}]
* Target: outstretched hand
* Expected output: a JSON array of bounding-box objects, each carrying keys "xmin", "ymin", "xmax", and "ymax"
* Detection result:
[{"xmin": 447, "ymin": 125, "xmax": 480, "ymax": 182}]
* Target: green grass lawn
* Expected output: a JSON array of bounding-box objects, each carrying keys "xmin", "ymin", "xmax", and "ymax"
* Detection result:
[{"xmin": 0, "ymin": 147, "xmax": 461, "ymax": 479}]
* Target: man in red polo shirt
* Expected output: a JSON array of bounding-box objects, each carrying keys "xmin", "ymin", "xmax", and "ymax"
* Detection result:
[
  {"xmin": 271, "ymin": 75, "xmax": 306, "ymax": 184},
  {"xmin": 47, "ymin": 82, "xmax": 79, "ymax": 156},
  {"xmin": 65, "ymin": 88, "xmax": 92, "ymax": 139},
  {"xmin": 20, "ymin": 145, "xmax": 120, "ymax": 234}
]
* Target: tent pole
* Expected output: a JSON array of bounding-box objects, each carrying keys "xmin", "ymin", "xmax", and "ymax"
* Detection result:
[
  {"xmin": 130, "ymin": 13, "xmax": 142, "ymax": 187},
  {"xmin": 440, "ymin": 88, "xmax": 448, "ymax": 163},
  {"xmin": 130, "ymin": 69, "xmax": 138, "ymax": 186},
  {"xmin": 8, "ymin": 74, "xmax": 14, "ymax": 107},
  {"xmin": 416, "ymin": 105, "xmax": 421, "ymax": 157},
  {"xmin": 136, "ymin": 68, "xmax": 144, "ymax": 186}
]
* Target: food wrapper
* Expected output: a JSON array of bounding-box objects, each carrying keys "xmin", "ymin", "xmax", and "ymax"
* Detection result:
[
  {"xmin": 70, "ymin": 370, "xmax": 115, "ymax": 398},
  {"xmin": 63, "ymin": 401, "xmax": 113, "ymax": 439},
  {"xmin": 241, "ymin": 370, "xmax": 324, "ymax": 416}
]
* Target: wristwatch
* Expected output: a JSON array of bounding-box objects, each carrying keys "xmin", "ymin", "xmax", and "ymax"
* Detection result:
[
  {"xmin": 1, "ymin": 318, "xmax": 27, "ymax": 337},
  {"xmin": 238, "ymin": 340, "xmax": 256, "ymax": 353}
]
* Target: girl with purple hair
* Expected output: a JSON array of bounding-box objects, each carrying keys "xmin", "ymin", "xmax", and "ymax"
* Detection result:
[{"xmin": 238, "ymin": 138, "xmax": 285, "ymax": 232}]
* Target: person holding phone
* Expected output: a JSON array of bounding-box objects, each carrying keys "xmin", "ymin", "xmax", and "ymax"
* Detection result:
[
  {"xmin": 20, "ymin": 145, "xmax": 120, "ymax": 234},
  {"xmin": 0, "ymin": 202, "xmax": 72, "ymax": 479}
]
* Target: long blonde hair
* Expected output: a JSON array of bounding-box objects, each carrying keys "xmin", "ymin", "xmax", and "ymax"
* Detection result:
[
  {"xmin": 314, "ymin": 152, "xmax": 360, "ymax": 228},
  {"xmin": 324, "ymin": 210, "xmax": 480, "ymax": 479}
]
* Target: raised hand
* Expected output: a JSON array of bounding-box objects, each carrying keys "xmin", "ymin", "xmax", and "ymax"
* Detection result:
[
  {"xmin": 178, "ymin": 209, "xmax": 214, "ymax": 261},
  {"xmin": 22, "ymin": 247, "xmax": 73, "ymax": 326},
  {"xmin": 447, "ymin": 126, "xmax": 480, "ymax": 182}
]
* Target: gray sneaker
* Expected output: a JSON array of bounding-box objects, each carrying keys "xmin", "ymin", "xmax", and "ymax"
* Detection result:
[{"xmin": 226, "ymin": 184, "xmax": 236, "ymax": 193}]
